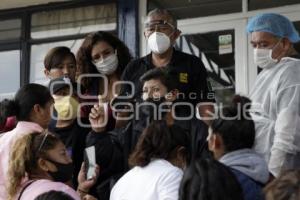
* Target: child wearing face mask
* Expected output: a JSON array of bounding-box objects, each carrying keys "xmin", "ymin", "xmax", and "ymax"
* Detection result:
[
  {"xmin": 48, "ymin": 76, "xmax": 91, "ymax": 188},
  {"xmin": 6, "ymin": 132, "xmax": 99, "ymax": 200},
  {"xmin": 76, "ymin": 31, "xmax": 133, "ymax": 129}
]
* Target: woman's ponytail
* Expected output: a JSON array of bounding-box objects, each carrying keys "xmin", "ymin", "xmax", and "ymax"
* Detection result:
[{"xmin": 7, "ymin": 134, "xmax": 35, "ymax": 200}]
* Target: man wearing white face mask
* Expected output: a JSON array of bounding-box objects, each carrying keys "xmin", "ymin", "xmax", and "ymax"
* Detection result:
[
  {"xmin": 247, "ymin": 13, "xmax": 300, "ymax": 177},
  {"xmin": 119, "ymin": 8, "xmax": 214, "ymax": 126}
]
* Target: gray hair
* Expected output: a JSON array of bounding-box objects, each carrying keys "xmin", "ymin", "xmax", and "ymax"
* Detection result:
[{"xmin": 146, "ymin": 8, "xmax": 177, "ymax": 28}]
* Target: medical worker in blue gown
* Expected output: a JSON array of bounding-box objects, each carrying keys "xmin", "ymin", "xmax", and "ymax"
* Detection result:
[{"xmin": 247, "ymin": 13, "xmax": 300, "ymax": 177}]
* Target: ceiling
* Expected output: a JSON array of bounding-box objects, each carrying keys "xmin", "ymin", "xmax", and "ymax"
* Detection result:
[{"xmin": 0, "ymin": 0, "xmax": 70, "ymax": 10}]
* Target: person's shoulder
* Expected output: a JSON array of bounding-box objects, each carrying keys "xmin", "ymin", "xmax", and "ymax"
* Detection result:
[
  {"xmin": 126, "ymin": 55, "xmax": 148, "ymax": 69},
  {"xmin": 174, "ymin": 50, "xmax": 206, "ymax": 72},
  {"xmin": 282, "ymin": 57, "xmax": 300, "ymax": 68},
  {"xmin": 175, "ymin": 50, "xmax": 201, "ymax": 61},
  {"xmin": 152, "ymin": 160, "xmax": 183, "ymax": 188},
  {"xmin": 122, "ymin": 55, "xmax": 149, "ymax": 79},
  {"xmin": 279, "ymin": 58, "xmax": 300, "ymax": 84},
  {"xmin": 30, "ymin": 179, "xmax": 69, "ymax": 188},
  {"xmin": 230, "ymin": 169, "xmax": 264, "ymax": 199},
  {"xmin": 22, "ymin": 179, "xmax": 80, "ymax": 200},
  {"xmin": 34, "ymin": 180, "xmax": 79, "ymax": 196},
  {"xmin": 151, "ymin": 159, "xmax": 183, "ymax": 177}
]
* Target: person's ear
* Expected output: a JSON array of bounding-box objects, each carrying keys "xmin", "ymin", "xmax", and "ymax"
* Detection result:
[
  {"xmin": 282, "ymin": 38, "xmax": 291, "ymax": 52},
  {"xmin": 44, "ymin": 69, "xmax": 51, "ymax": 79},
  {"xmin": 214, "ymin": 134, "xmax": 223, "ymax": 149},
  {"xmin": 38, "ymin": 158, "xmax": 50, "ymax": 172},
  {"xmin": 144, "ymin": 31, "xmax": 148, "ymax": 40},
  {"xmin": 171, "ymin": 29, "xmax": 181, "ymax": 42},
  {"xmin": 176, "ymin": 146, "xmax": 187, "ymax": 168},
  {"xmin": 208, "ymin": 134, "xmax": 223, "ymax": 151},
  {"xmin": 33, "ymin": 104, "xmax": 42, "ymax": 115},
  {"xmin": 165, "ymin": 89, "xmax": 178, "ymax": 102}
]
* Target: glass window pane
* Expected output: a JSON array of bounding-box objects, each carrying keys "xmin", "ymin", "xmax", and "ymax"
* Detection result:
[
  {"xmin": 30, "ymin": 40, "xmax": 83, "ymax": 84},
  {"xmin": 0, "ymin": 50, "xmax": 20, "ymax": 96},
  {"xmin": 249, "ymin": 0, "xmax": 300, "ymax": 10},
  {"xmin": 176, "ymin": 30, "xmax": 235, "ymax": 105},
  {"xmin": 148, "ymin": 0, "xmax": 241, "ymax": 19},
  {"xmin": 0, "ymin": 19, "xmax": 21, "ymax": 41},
  {"xmin": 31, "ymin": 3, "xmax": 117, "ymax": 39}
]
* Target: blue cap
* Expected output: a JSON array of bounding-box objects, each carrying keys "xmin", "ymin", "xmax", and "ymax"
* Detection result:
[{"xmin": 247, "ymin": 13, "xmax": 300, "ymax": 43}]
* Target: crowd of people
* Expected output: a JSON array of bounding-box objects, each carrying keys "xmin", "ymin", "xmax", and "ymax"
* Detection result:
[{"xmin": 0, "ymin": 8, "xmax": 299, "ymax": 200}]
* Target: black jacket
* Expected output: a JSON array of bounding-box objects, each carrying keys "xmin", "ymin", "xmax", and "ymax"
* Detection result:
[{"xmin": 120, "ymin": 49, "xmax": 213, "ymax": 105}]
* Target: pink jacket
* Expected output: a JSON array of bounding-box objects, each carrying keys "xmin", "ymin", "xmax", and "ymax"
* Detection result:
[
  {"xmin": 18, "ymin": 179, "xmax": 80, "ymax": 200},
  {"xmin": 0, "ymin": 121, "xmax": 43, "ymax": 200}
]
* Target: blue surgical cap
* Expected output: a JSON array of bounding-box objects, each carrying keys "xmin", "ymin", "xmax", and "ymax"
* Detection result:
[{"xmin": 247, "ymin": 13, "xmax": 300, "ymax": 43}]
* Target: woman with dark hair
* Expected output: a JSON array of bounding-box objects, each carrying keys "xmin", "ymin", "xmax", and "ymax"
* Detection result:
[
  {"xmin": 208, "ymin": 95, "xmax": 269, "ymax": 200},
  {"xmin": 44, "ymin": 46, "xmax": 77, "ymax": 83},
  {"xmin": 0, "ymin": 83, "xmax": 53, "ymax": 199},
  {"xmin": 110, "ymin": 120, "xmax": 190, "ymax": 200},
  {"xmin": 76, "ymin": 31, "xmax": 132, "ymax": 92},
  {"xmin": 7, "ymin": 132, "xmax": 98, "ymax": 200},
  {"xmin": 76, "ymin": 31, "xmax": 132, "ymax": 127},
  {"xmin": 179, "ymin": 158, "xmax": 244, "ymax": 200}
]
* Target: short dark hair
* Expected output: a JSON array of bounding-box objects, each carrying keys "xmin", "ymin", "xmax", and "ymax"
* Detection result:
[
  {"xmin": 264, "ymin": 169, "xmax": 300, "ymax": 200},
  {"xmin": 35, "ymin": 190, "xmax": 75, "ymax": 200},
  {"xmin": 44, "ymin": 46, "xmax": 75, "ymax": 71},
  {"xmin": 0, "ymin": 84, "xmax": 52, "ymax": 121},
  {"xmin": 211, "ymin": 95, "xmax": 255, "ymax": 152},
  {"xmin": 179, "ymin": 158, "xmax": 244, "ymax": 200},
  {"xmin": 140, "ymin": 67, "xmax": 179, "ymax": 92},
  {"xmin": 129, "ymin": 120, "xmax": 190, "ymax": 167}
]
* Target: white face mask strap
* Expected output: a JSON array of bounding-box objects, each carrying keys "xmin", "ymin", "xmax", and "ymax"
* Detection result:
[
  {"xmin": 272, "ymin": 38, "xmax": 283, "ymax": 50},
  {"xmin": 269, "ymin": 38, "xmax": 283, "ymax": 61}
]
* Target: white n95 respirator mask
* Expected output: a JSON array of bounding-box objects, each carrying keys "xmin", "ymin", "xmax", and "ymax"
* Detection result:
[{"xmin": 147, "ymin": 32, "xmax": 171, "ymax": 54}]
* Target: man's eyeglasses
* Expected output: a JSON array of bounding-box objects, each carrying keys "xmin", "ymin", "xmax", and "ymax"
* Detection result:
[{"xmin": 144, "ymin": 20, "xmax": 175, "ymax": 33}]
